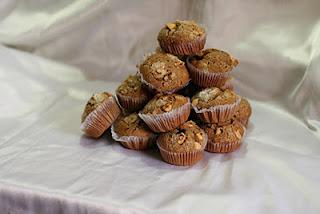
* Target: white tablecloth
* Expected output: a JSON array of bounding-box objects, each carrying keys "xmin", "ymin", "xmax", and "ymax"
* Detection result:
[{"xmin": 0, "ymin": 0, "xmax": 320, "ymax": 213}]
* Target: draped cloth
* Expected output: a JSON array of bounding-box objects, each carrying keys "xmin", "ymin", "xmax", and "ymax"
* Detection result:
[{"xmin": 0, "ymin": 0, "xmax": 319, "ymax": 213}]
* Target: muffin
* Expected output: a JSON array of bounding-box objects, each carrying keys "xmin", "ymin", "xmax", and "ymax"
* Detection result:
[
  {"xmin": 233, "ymin": 98, "xmax": 252, "ymax": 127},
  {"xmin": 81, "ymin": 92, "xmax": 121, "ymax": 138},
  {"xmin": 191, "ymin": 87, "xmax": 240, "ymax": 123},
  {"xmin": 139, "ymin": 94, "xmax": 190, "ymax": 132},
  {"xmin": 158, "ymin": 20, "xmax": 206, "ymax": 56},
  {"xmin": 157, "ymin": 121, "xmax": 207, "ymax": 166},
  {"xmin": 111, "ymin": 113, "xmax": 156, "ymax": 150},
  {"xmin": 202, "ymin": 121, "xmax": 245, "ymax": 153},
  {"xmin": 116, "ymin": 74, "xmax": 150, "ymax": 112},
  {"xmin": 186, "ymin": 48, "xmax": 238, "ymax": 87},
  {"xmin": 139, "ymin": 52, "xmax": 190, "ymax": 94}
]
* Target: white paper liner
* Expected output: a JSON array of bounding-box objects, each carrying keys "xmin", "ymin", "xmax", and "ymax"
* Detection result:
[
  {"xmin": 186, "ymin": 56, "xmax": 232, "ymax": 88},
  {"xmin": 158, "ymin": 34, "xmax": 206, "ymax": 56},
  {"xmin": 156, "ymin": 130, "xmax": 208, "ymax": 166},
  {"xmin": 80, "ymin": 97, "xmax": 121, "ymax": 138},
  {"xmin": 206, "ymin": 123, "xmax": 246, "ymax": 153},
  {"xmin": 111, "ymin": 125, "xmax": 157, "ymax": 150},
  {"xmin": 192, "ymin": 96, "xmax": 241, "ymax": 123},
  {"xmin": 138, "ymin": 99, "xmax": 191, "ymax": 132}
]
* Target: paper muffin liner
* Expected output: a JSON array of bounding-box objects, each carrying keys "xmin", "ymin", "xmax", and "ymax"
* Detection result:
[
  {"xmin": 111, "ymin": 125, "xmax": 157, "ymax": 150},
  {"xmin": 205, "ymin": 124, "xmax": 246, "ymax": 153},
  {"xmin": 192, "ymin": 96, "xmax": 241, "ymax": 124},
  {"xmin": 159, "ymin": 34, "xmax": 206, "ymax": 56},
  {"xmin": 81, "ymin": 97, "xmax": 121, "ymax": 138},
  {"xmin": 139, "ymin": 71, "xmax": 190, "ymax": 94},
  {"xmin": 116, "ymin": 92, "xmax": 149, "ymax": 112},
  {"xmin": 206, "ymin": 141, "xmax": 241, "ymax": 153},
  {"xmin": 186, "ymin": 56, "xmax": 232, "ymax": 88},
  {"xmin": 138, "ymin": 99, "xmax": 191, "ymax": 133},
  {"xmin": 156, "ymin": 132, "xmax": 207, "ymax": 166}
]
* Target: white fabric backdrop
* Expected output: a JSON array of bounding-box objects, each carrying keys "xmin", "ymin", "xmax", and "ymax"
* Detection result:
[{"xmin": 0, "ymin": 0, "xmax": 320, "ymax": 213}]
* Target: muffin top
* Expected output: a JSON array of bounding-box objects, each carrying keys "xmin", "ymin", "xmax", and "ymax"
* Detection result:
[
  {"xmin": 116, "ymin": 74, "xmax": 148, "ymax": 98},
  {"xmin": 234, "ymin": 98, "xmax": 252, "ymax": 120},
  {"xmin": 157, "ymin": 121, "xmax": 206, "ymax": 152},
  {"xmin": 189, "ymin": 49, "xmax": 238, "ymax": 73},
  {"xmin": 139, "ymin": 52, "xmax": 190, "ymax": 93},
  {"xmin": 192, "ymin": 87, "xmax": 239, "ymax": 109},
  {"xmin": 81, "ymin": 92, "xmax": 112, "ymax": 122},
  {"xmin": 113, "ymin": 113, "xmax": 154, "ymax": 138},
  {"xmin": 142, "ymin": 94, "xmax": 189, "ymax": 115},
  {"xmin": 158, "ymin": 20, "xmax": 205, "ymax": 43},
  {"xmin": 202, "ymin": 121, "xmax": 245, "ymax": 144}
]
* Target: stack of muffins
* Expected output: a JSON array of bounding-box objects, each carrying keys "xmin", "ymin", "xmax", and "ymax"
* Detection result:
[{"xmin": 81, "ymin": 20, "xmax": 252, "ymax": 166}]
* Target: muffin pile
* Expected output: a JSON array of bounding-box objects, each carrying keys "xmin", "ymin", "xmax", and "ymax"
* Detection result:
[{"xmin": 81, "ymin": 20, "xmax": 252, "ymax": 166}]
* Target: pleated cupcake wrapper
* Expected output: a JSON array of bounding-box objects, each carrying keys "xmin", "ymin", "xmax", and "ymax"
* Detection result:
[
  {"xmin": 139, "ymin": 71, "xmax": 191, "ymax": 94},
  {"xmin": 206, "ymin": 141, "xmax": 241, "ymax": 153},
  {"xmin": 81, "ymin": 97, "xmax": 121, "ymax": 138},
  {"xmin": 159, "ymin": 34, "xmax": 206, "ymax": 56},
  {"xmin": 186, "ymin": 56, "xmax": 232, "ymax": 88},
  {"xmin": 192, "ymin": 96, "xmax": 241, "ymax": 123},
  {"xmin": 111, "ymin": 125, "xmax": 157, "ymax": 150},
  {"xmin": 138, "ymin": 100, "xmax": 191, "ymax": 133},
  {"xmin": 206, "ymin": 124, "xmax": 246, "ymax": 153},
  {"xmin": 116, "ymin": 93, "xmax": 148, "ymax": 112},
  {"xmin": 156, "ymin": 141, "xmax": 207, "ymax": 166}
]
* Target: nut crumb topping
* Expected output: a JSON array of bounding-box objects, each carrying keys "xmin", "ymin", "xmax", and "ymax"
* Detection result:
[
  {"xmin": 113, "ymin": 113, "xmax": 153, "ymax": 137},
  {"xmin": 192, "ymin": 87, "xmax": 239, "ymax": 109},
  {"xmin": 117, "ymin": 74, "xmax": 147, "ymax": 97},
  {"xmin": 81, "ymin": 92, "xmax": 112, "ymax": 122},
  {"xmin": 142, "ymin": 94, "xmax": 188, "ymax": 115},
  {"xmin": 202, "ymin": 121, "xmax": 245, "ymax": 145},
  {"xmin": 166, "ymin": 23, "xmax": 176, "ymax": 31},
  {"xmin": 158, "ymin": 121, "xmax": 206, "ymax": 152},
  {"xmin": 190, "ymin": 48, "xmax": 238, "ymax": 73}
]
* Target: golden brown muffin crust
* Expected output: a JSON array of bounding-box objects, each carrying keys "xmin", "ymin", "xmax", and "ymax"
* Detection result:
[
  {"xmin": 139, "ymin": 52, "xmax": 190, "ymax": 92},
  {"xmin": 116, "ymin": 74, "xmax": 148, "ymax": 97},
  {"xmin": 190, "ymin": 48, "xmax": 238, "ymax": 73},
  {"xmin": 81, "ymin": 92, "xmax": 112, "ymax": 122},
  {"xmin": 203, "ymin": 121, "xmax": 244, "ymax": 144},
  {"xmin": 158, "ymin": 20, "xmax": 205, "ymax": 43},
  {"xmin": 142, "ymin": 94, "xmax": 189, "ymax": 114},
  {"xmin": 113, "ymin": 113, "xmax": 154, "ymax": 137},
  {"xmin": 158, "ymin": 121, "xmax": 206, "ymax": 152},
  {"xmin": 192, "ymin": 88, "xmax": 239, "ymax": 109}
]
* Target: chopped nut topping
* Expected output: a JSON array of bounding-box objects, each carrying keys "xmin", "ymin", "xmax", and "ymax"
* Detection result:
[
  {"xmin": 194, "ymin": 142, "xmax": 202, "ymax": 150},
  {"xmin": 195, "ymin": 132, "xmax": 203, "ymax": 142},
  {"xmin": 124, "ymin": 114, "xmax": 138, "ymax": 124},
  {"xmin": 216, "ymin": 127, "xmax": 222, "ymax": 135},
  {"xmin": 177, "ymin": 133, "xmax": 186, "ymax": 144},
  {"xmin": 166, "ymin": 23, "xmax": 176, "ymax": 30},
  {"xmin": 192, "ymin": 98, "xmax": 199, "ymax": 106},
  {"xmin": 119, "ymin": 88, "xmax": 128, "ymax": 94},
  {"xmin": 156, "ymin": 99, "xmax": 166, "ymax": 107},
  {"xmin": 162, "ymin": 103, "xmax": 172, "ymax": 112},
  {"xmin": 235, "ymin": 130, "xmax": 242, "ymax": 139}
]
